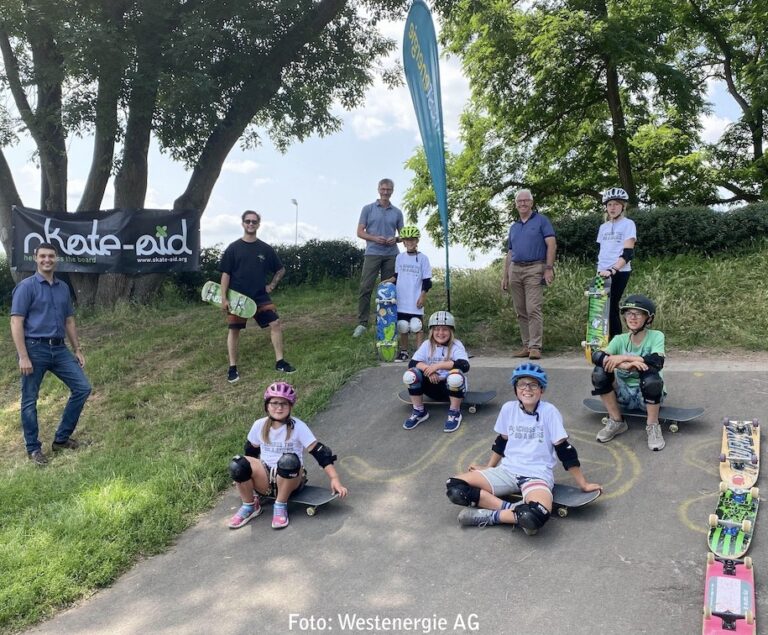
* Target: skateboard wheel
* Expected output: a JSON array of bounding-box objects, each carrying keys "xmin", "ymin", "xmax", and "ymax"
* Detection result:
[
  {"xmin": 557, "ymin": 508, "xmax": 568, "ymax": 518},
  {"xmin": 306, "ymin": 506, "xmax": 317, "ymax": 516},
  {"xmin": 745, "ymin": 556, "xmax": 753, "ymax": 570},
  {"xmin": 741, "ymin": 519, "xmax": 752, "ymax": 533},
  {"xmin": 750, "ymin": 487, "xmax": 759, "ymax": 500},
  {"xmin": 583, "ymin": 290, "xmax": 590, "ymax": 297},
  {"xmin": 719, "ymin": 453, "xmax": 726, "ymax": 463},
  {"xmin": 750, "ymin": 454, "xmax": 758, "ymax": 465},
  {"xmin": 708, "ymin": 514, "xmax": 719, "ymax": 528},
  {"xmin": 719, "ymin": 481, "xmax": 728, "ymax": 494},
  {"xmin": 752, "ymin": 418, "xmax": 759, "ymax": 428},
  {"xmin": 722, "ymin": 418, "xmax": 729, "ymax": 426},
  {"xmin": 746, "ymin": 611, "xmax": 754, "ymax": 625},
  {"xmin": 468, "ymin": 405, "xmax": 477, "ymax": 414},
  {"xmin": 706, "ymin": 552, "xmax": 715, "ymax": 565},
  {"xmin": 668, "ymin": 423, "xmax": 679, "ymax": 433},
  {"xmin": 703, "ymin": 606, "xmax": 712, "ymax": 620}
]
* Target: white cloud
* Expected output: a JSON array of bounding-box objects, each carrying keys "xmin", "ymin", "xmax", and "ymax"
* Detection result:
[
  {"xmin": 223, "ymin": 159, "xmax": 262, "ymax": 174},
  {"xmin": 701, "ymin": 113, "xmax": 732, "ymax": 144}
]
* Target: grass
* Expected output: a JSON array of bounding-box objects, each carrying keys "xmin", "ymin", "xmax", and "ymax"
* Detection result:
[{"xmin": 0, "ymin": 248, "xmax": 766, "ymax": 632}]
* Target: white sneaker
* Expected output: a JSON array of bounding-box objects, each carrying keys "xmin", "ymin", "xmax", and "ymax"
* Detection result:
[
  {"xmin": 352, "ymin": 325, "xmax": 367, "ymax": 338},
  {"xmin": 646, "ymin": 423, "xmax": 665, "ymax": 451},
  {"xmin": 596, "ymin": 417, "xmax": 628, "ymax": 442}
]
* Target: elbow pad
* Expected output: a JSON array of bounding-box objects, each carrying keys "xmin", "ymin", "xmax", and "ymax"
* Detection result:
[
  {"xmin": 555, "ymin": 441, "xmax": 580, "ymax": 470},
  {"xmin": 422, "ymin": 278, "xmax": 433, "ymax": 292},
  {"xmin": 642, "ymin": 353, "xmax": 664, "ymax": 369},
  {"xmin": 492, "ymin": 435, "xmax": 507, "ymax": 456},
  {"xmin": 244, "ymin": 440, "xmax": 261, "ymax": 459},
  {"xmin": 621, "ymin": 248, "xmax": 634, "ymax": 262},
  {"xmin": 453, "ymin": 359, "xmax": 470, "ymax": 373},
  {"xmin": 310, "ymin": 442, "xmax": 337, "ymax": 468},
  {"xmin": 591, "ymin": 350, "xmax": 607, "ymax": 367}
]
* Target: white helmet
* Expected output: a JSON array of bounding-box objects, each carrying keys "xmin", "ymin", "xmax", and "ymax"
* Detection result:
[
  {"xmin": 602, "ymin": 187, "xmax": 629, "ymax": 204},
  {"xmin": 428, "ymin": 311, "xmax": 455, "ymax": 328}
]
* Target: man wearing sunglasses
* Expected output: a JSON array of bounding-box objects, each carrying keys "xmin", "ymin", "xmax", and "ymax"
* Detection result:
[{"xmin": 219, "ymin": 210, "xmax": 296, "ymax": 383}]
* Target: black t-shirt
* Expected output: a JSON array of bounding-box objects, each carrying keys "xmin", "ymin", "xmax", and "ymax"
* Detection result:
[{"xmin": 219, "ymin": 239, "xmax": 283, "ymax": 302}]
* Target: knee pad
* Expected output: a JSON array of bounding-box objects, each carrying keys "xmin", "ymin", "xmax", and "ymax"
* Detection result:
[
  {"xmin": 403, "ymin": 368, "xmax": 423, "ymax": 387},
  {"xmin": 229, "ymin": 455, "xmax": 252, "ymax": 483},
  {"xmin": 276, "ymin": 452, "xmax": 301, "ymax": 479},
  {"xmin": 397, "ymin": 319, "xmax": 410, "ymax": 334},
  {"xmin": 445, "ymin": 477, "xmax": 481, "ymax": 507},
  {"xmin": 515, "ymin": 501, "xmax": 550, "ymax": 533},
  {"xmin": 640, "ymin": 371, "xmax": 664, "ymax": 404},
  {"xmin": 446, "ymin": 369, "xmax": 465, "ymax": 391},
  {"xmin": 409, "ymin": 317, "xmax": 422, "ymax": 333},
  {"xmin": 591, "ymin": 365, "xmax": 614, "ymax": 396}
]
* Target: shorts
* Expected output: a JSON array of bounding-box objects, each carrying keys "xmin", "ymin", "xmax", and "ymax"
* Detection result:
[
  {"xmin": 409, "ymin": 375, "xmax": 467, "ymax": 400},
  {"xmin": 397, "ymin": 312, "xmax": 423, "ymax": 324},
  {"xmin": 614, "ymin": 376, "xmax": 665, "ymax": 411},
  {"xmin": 259, "ymin": 461, "xmax": 308, "ymax": 497},
  {"xmin": 227, "ymin": 303, "xmax": 279, "ymax": 329},
  {"xmin": 476, "ymin": 465, "xmax": 552, "ymax": 498}
]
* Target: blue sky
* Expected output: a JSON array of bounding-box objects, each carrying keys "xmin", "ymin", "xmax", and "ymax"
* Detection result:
[{"xmin": 3, "ymin": 18, "xmax": 736, "ymax": 270}]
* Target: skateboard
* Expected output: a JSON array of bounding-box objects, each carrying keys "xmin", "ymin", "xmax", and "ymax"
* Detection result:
[
  {"xmin": 708, "ymin": 482, "xmax": 759, "ymax": 559},
  {"xmin": 259, "ymin": 485, "xmax": 338, "ymax": 517},
  {"xmin": 720, "ymin": 418, "xmax": 760, "ymax": 490},
  {"xmin": 201, "ymin": 280, "xmax": 257, "ymax": 319},
  {"xmin": 398, "ymin": 389, "xmax": 497, "ymax": 414},
  {"xmin": 505, "ymin": 483, "xmax": 602, "ymax": 518},
  {"xmin": 375, "ymin": 282, "xmax": 398, "ymax": 362},
  {"xmin": 703, "ymin": 553, "xmax": 756, "ymax": 634},
  {"xmin": 581, "ymin": 274, "xmax": 611, "ymax": 363},
  {"xmin": 582, "ymin": 398, "xmax": 705, "ymax": 433}
]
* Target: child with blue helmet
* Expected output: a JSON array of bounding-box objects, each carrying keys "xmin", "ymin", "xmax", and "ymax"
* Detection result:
[{"xmin": 445, "ymin": 363, "xmax": 601, "ymax": 534}]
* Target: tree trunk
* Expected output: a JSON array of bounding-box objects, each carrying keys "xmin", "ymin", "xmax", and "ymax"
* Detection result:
[{"xmin": 604, "ymin": 58, "xmax": 637, "ymax": 204}]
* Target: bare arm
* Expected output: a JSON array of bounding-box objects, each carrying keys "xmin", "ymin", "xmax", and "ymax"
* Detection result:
[
  {"xmin": 501, "ymin": 250, "xmax": 511, "ymax": 291},
  {"xmin": 543, "ymin": 236, "xmax": 557, "ymax": 284},
  {"xmin": 357, "ymin": 223, "xmax": 387, "ymax": 245},
  {"xmin": 220, "ymin": 272, "xmax": 231, "ymax": 313},
  {"xmin": 267, "ymin": 267, "xmax": 285, "ymax": 294}
]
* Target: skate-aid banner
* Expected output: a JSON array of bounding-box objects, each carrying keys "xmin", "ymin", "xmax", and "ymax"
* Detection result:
[{"xmin": 12, "ymin": 206, "xmax": 202, "ymax": 273}]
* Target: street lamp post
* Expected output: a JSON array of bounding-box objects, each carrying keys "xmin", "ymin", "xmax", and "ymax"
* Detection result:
[{"xmin": 290, "ymin": 198, "xmax": 298, "ymax": 245}]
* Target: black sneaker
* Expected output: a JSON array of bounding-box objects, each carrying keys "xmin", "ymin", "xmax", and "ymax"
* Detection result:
[
  {"xmin": 275, "ymin": 359, "xmax": 296, "ymax": 373},
  {"xmin": 227, "ymin": 366, "xmax": 240, "ymax": 383},
  {"xmin": 52, "ymin": 438, "xmax": 81, "ymax": 452},
  {"xmin": 395, "ymin": 350, "xmax": 409, "ymax": 363},
  {"xmin": 28, "ymin": 449, "xmax": 48, "ymax": 466}
]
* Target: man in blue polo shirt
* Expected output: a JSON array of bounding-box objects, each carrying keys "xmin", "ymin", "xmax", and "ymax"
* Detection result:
[
  {"xmin": 501, "ymin": 189, "xmax": 557, "ymax": 360},
  {"xmin": 10, "ymin": 243, "xmax": 92, "ymax": 466},
  {"xmin": 352, "ymin": 178, "xmax": 404, "ymax": 337}
]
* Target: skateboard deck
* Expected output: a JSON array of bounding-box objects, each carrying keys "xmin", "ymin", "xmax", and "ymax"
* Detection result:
[
  {"xmin": 582, "ymin": 398, "xmax": 705, "ymax": 433},
  {"xmin": 398, "ymin": 389, "xmax": 497, "ymax": 414},
  {"xmin": 375, "ymin": 282, "xmax": 397, "ymax": 362},
  {"xmin": 505, "ymin": 483, "xmax": 602, "ymax": 518},
  {"xmin": 720, "ymin": 419, "xmax": 760, "ymax": 490},
  {"xmin": 201, "ymin": 280, "xmax": 257, "ymax": 319},
  {"xmin": 581, "ymin": 275, "xmax": 611, "ymax": 363},
  {"xmin": 708, "ymin": 483, "xmax": 759, "ymax": 559},
  {"xmin": 703, "ymin": 554, "xmax": 756, "ymax": 634},
  {"xmin": 259, "ymin": 485, "xmax": 338, "ymax": 517}
]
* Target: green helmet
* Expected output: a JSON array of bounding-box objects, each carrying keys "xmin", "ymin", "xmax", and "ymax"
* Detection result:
[{"xmin": 400, "ymin": 226, "xmax": 420, "ymax": 239}]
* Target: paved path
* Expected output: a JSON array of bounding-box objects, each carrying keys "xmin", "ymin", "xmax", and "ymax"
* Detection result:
[{"xmin": 29, "ymin": 357, "xmax": 768, "ymax": 635}]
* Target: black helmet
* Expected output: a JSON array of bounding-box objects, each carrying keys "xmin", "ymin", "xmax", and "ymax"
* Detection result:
[{"xmin": 620, "ymin": 294, "xmax": 656, "ymax": 318}]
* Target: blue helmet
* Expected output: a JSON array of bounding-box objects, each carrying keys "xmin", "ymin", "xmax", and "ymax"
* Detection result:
[{"xmin": 510, "ymin": 363, "xmax": 548, "ymax": 390}]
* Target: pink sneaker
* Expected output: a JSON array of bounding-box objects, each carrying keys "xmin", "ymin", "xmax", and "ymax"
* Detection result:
[
  {"xmin": 272, "ymin": 506, "xmax": 290, "ymax": 529},
  {"xmin": 228, "ymin": 500, "xmax": 262, "ymax": 529}
]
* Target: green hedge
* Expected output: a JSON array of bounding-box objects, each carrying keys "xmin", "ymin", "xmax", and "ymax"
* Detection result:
[{"xmin": 556, "ymin": 202, "xmax": 768, "ymax": 261}]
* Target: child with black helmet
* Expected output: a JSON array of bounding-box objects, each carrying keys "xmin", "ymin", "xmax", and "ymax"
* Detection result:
[
  {"xmin": 227, "ymin": 381, "xmax": 348, "ymax": 529},
  {"xmin": 446, "ymin": 363, "xmax": 600, "ymax": 534},
  {"xmin": 384, "ymin": 225, "xmax": 432, "ymax": 362},
  {"xmin": 401, "ymin": 310, "xmax": 469, "ymax": 433},
  {"xmin": 590, "ymin": 294, "xmax": 667, "ymax": 451}
]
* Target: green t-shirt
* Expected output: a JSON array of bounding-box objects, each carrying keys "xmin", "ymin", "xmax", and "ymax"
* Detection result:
[{"xmin": 605, "ymin": 329, "xmax": 665, "ymax": 388}]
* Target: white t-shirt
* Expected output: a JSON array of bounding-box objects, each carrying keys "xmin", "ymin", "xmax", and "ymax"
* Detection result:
[
  {"xmin": 596, "ymin": 216, "xmax": 637, "ymax": 271},
  {"xmin": 494, "ymin": 400, "xmax": 568, "ymax": 486},
  {"xmin": 394, "ymin": 251, "xmax": 432, "ymax": 315},
  {"xmin": 412, "ymin": 338, "xmax": 468, "ymax": 380},
  {"xmin": 246, "ymin": 416, "xmax": 317, "ymax": 467}
]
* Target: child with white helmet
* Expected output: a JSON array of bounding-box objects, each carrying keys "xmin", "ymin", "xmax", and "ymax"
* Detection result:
[
  {"xmin": 384, "ymin": 225, "xmax": 432, "ymax": 362},
  {"xmin": 446, "ymin": 363, "xmax": 601, "ymax": 534},
  {"xmin": 401, "ymin": 310, "xmax": 469, "ymax": 433},
  {"xmin": 227, "ymin": 381, "xmax": 348, "ymax": 529}
]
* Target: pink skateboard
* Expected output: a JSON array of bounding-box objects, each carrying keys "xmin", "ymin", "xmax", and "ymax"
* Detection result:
[{"xmin": 703, "ymin": 553, "xmax": 756, "ymax": 634}]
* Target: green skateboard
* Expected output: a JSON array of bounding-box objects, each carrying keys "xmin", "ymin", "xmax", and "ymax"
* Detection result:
[
  {"xmin": 581, "ymin": 275, "xmax": 611, "ymax": 364},
  {"xmin": 201, "ymin": 280, "xmax": 257, "ymax": 319},
  {"xmin": 708, "ymin": 482, "xmax": 759, "ymax": 559}
]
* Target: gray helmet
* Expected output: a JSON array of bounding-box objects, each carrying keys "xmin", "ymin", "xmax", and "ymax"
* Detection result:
[
  {"xmin": 602, "ymin": 187, "xmax": 629, "ymax": 204},
  {"xmin": 428, "ymin": 310, "xmax": 456, "ymax": 328}
]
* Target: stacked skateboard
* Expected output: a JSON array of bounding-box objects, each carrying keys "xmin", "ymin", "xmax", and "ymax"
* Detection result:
[{"xmin": 703, "ymin": 418, "xmax": 760, "ymax": 634}]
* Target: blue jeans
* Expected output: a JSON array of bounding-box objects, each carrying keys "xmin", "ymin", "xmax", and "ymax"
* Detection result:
[{"xmin": 20, "ymin": 340, "xmax": 92, "ymax": 453}]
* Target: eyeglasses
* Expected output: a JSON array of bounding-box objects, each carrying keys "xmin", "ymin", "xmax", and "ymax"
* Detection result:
[
  {"xmin": 268, "ymin": 400, "xmax": 291, "ymax": 408},
  {"xmin": 516, "ymin": 381, "xmax": 541, "ymax": 391},
  {"xmin": 243, "ymin": 219, "xmax": 260, "ymax": 225},
  {"xmin": 516, "ymin": 199, "xmax": 533, "ymax": 203},
  {"xmin": 623, "ymin": 310, "xmax": 646, "ymax": 319}
]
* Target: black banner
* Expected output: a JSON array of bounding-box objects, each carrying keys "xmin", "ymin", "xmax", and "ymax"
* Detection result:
[{"xmin": 12, "ymin": 207, "xmax": 202, "ymax": 274}]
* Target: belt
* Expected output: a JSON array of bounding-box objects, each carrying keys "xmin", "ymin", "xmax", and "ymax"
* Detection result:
[
  {"xmin": 512, "ymin": 260, "xmax": 545, "ymax": 266},
  {"xmin": 27, "ymin": 337, "xmax": 65, "ymax": 346}
]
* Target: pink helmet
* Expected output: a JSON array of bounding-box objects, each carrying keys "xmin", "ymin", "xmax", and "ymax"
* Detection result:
[{"xmin": 263, "ymin": 381, "xmax": 297, "ymax": 407}]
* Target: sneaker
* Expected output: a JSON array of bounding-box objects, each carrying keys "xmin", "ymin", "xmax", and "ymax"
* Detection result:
[
  {"xmin": 352, "ymin": 325, "xmax": 367, "ymax": 338},
  {"xmin": 646, "ymin": 423, "xmax": 666, "ymax": 451},
  {"xmin": 512, "ymin": 348, "xmax": 530, "ymax": 358},
  {"xmin": 272, "ymin": 506, "xmax": 290, "ymax": 529},
  {"xmin": 52, "ymin": 438, "xmax": 80, "ymax": 452},
  {"xmin": 228, "ymin": 500, "xmax": 262, "ymax": 529},
  {"xmin": 275, "ymin": 359, "xmax": 296, "ymax": 373},
  {"xmin": 596, "ymin": 417, "xmax": 628, "ymax": 443},
  {"xmin": 457, "ymin": 508, "xmax": 499, "ymax": 527},
  {"xmin": 444, "ymin": 409, "xmax": 463, "ymax": 433},
  {"xmin": 227, "ymin": 366, "xmax": 240, "ymax": 384},
  {"xmin": 395, "ymin": 350, "xmax": 409, "ymax": 363},
  {"xmin": 528, "ymin": 349, "xmax": 542, "ymax": 360},
  {"xmin": 403, "ymin": 407, "xmax": 429, "ymax": 430},
  {"xmin": 28, "ymin": 449, "xmax": 48, "ymax": 466}
]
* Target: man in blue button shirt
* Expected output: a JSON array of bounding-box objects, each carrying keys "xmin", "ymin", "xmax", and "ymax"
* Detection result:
[
  {"xmin": 10, "ymin": 243, "xmax": 92, "ymax": 466},
  {"xmin": 501, "ymin": 190, "xmax": 557, "ymax": 360}
]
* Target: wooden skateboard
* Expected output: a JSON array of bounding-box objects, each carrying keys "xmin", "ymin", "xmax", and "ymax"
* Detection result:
[
  {"xmin": 708, "ymin": 482, "xmax": 759, "ymax": 559},
  {"xmin": 720, "ymin": 418, "xmax": 760, "ymax": 490},
  {"xmin": 375, "ymin": 281, "xmax": 397, "ymax": 362},
  {"xmin": 201, "ymin": 280, "xmax": 257, "ymax": 319},
  {"xmin": 505, "ymin": 483, "xmax": 602, "ymax": 518},
  {"xmin": 259, "ymin": 485, "xmax": 338, "ymax": 517},
  {"xmin": 703, "ymin": 554, "xmax": 756, "ymax": 634},
  {"xmin": 398, "ymin": 389, "xmax": 497, "ymax": 414},
  {"xmin": 581, "ymin": 274, "xmax": 611, "ymax": 363},
  {"xmin": 582, "ymin": 398, "xmax": 705, "ymax": 433}
]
